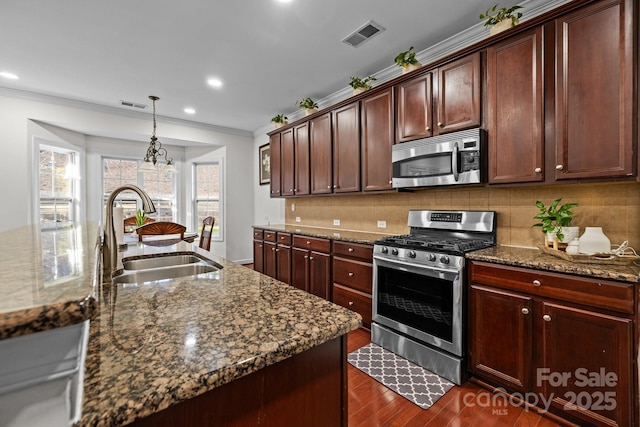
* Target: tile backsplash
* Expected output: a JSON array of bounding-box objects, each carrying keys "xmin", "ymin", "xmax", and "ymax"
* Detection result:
[{"xmin": 284, "ymin": 182, "xmax": 640, "ymax": 249}]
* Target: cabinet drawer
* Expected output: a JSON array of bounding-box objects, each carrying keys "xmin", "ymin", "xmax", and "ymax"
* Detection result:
[
  {"xmin": 333, "ymin": 284, "xmax": 372, "ymax": 326},
  {"xmin": 293, "ymin": 235, "xmax": 330, "ymax": 253},
  {"xmin": 264, "ymin": 231, "xmax": 277, "ymax": 243},
  {"xmin": 332, "ymin": 241, "xmax": 373, "ymax": 262},
  {"xmin": 276, "ymin": 232, "xmax": 291, "ymax": 245},
  {"xmin": 333, "ymin": 257, "xmax": 372, "ymax": 294},
  {"xmin": 253, "ymin": 229, "xmax": 264, "ymax": 240},
  {"xmin": 469, "ymin": 261, "xmax": 634, "ymax": 314}
]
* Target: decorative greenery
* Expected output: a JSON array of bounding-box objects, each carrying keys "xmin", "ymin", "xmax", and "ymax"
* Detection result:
[
  {"xmin": 270, "ymin": 114, "xmax": 288, "ymax": 124},
  {"xmin": 532, "ymin": 198, "xmax": 578, "ymax": 241},
  {"xmin": 394, "ymin": 46, "xmax": 419, "ymax": 68},
  {"xmin": 296, "ymin": 97, "xmax": 318, "ymax": 110},
  {"xmin": 135, "ymin": 209, "xmax": 146, "ymax": 227},
  {"xmin": 480, "ymin": 4, "xmax": 523, "ymax": 27},
  {"xmin": 349, "ymin": 76, "xmax": 376, "ymax": 90}
]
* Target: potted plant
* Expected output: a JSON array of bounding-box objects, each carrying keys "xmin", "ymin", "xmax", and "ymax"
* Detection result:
[
  {"xmin": 349, "ymin": 76, "xmax": 376, "ymax": 95},
  {"xmin": 270, "ymin": 114, "xmax": 288, "ymax": 128},
  {"xmin": 394, "ymin": 46, "xmax": 421, "ymax": 74},
  {"xmin": 532, "ymin": 198, "xmax": 579, "ymax": 245},
  {"xmin": 296, "ymin": 98, "xmax": 319, "ymax": 116},
  {"xmin": 135, "ymin": 209, "xmax": 147, "ymax": 227},
  {"xmin": 480, "ymin": 4, "xmax": 524, "ymax": 36}
]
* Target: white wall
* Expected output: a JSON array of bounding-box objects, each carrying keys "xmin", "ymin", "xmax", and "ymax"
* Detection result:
[{"xmin": 0, "ymin": 92, "xmax": 255, "ymax": 263}]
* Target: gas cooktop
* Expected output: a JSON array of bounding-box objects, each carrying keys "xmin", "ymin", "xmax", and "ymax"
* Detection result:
[{"xmin": 375, "ymin": 234, "xmax": 495, "ymax": 254}]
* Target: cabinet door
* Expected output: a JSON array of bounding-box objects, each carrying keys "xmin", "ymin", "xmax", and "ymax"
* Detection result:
[
  {"xmin": 554, "ymin": 0, "xmax": 633, "ymax": 180},
  {"xmin": 361, "ymin": 88, "xmax": 394, "ymax": 191},
  {"xmin": 308, "ymin": 251, "xmax": 331, "ymax": 300},
  {"xmin": 280, "ymin": 128, "xmax": 295, "ymax": 196},
  {"xmin": 269, "ymin": 133, "xmax": 281, "ymax": 197},
  {"xmin": 291, "ymin": 247, "xmax": 308, "ymax": 292},
  {"xmin": 539, "ymin": 301, "xmax": 632, "ymax": 427},
  {"xmin": 276, "ymin": 244, "xmax": 291, "ymax": 285},
  {"xmin": 395, "ymin": 72, "xmax": 433, "ymax": 143},
  {"xmin": 310, "ymin": 113, "xmax": 333, "ymax": 194},
  {"xmin": 468, "ymin": 284, "xmax": 532, "ymax": 393},
  {"xmin": 263, "ymin": 241, "xmax": 277, "ymax": 279},
  {"xmin": 332, "ymin": 102, "xmax": 360, "ymax": 193},
  {"xmin": 434, "ymin": 52, "xmax": 481, "ymax": 135},
  {"xmin": 253, "ymin": 239, "xmax": 264, "ymax": 274},
  {"xmin": 487, "ymin": 27, "xmax": 544, "ymax": 184},
  {"xmin": 294, "ymin": 123, "xmax": 310, "ymax": 196}
]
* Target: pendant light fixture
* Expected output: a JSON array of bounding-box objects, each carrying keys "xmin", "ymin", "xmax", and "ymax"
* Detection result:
[{"xmin": 138, "ymin": 95, "xmax": 177, "ymax": 174}]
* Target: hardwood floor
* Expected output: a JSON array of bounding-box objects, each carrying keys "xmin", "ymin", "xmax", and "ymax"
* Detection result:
[{"xmin": 347, "ymin": 328, "xmax": 570, "ymax": 427}]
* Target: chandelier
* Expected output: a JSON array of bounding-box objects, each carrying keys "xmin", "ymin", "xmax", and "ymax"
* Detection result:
[{"xmin": 138, "ymin": 95, "xmax": 177, "ymax": 173}]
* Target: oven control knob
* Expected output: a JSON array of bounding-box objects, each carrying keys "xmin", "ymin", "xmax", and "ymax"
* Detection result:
[
  {"xmin": 440, "ymin": 255, "xmax": 450, "ymax": 264},
  {"xmin": 428, "ymin": 253, "xmax": 437, "ymax": 262},
  {"xmin": 381, "ymin": 246, "xmax": 388, "ymax": 254},
  {"xmin": 408, "ymin": 250, "xmax": 416, "ymax": 258},
  {"xmin": 391, "ymin": 248, "xmax": 399, "ymax": 255}
]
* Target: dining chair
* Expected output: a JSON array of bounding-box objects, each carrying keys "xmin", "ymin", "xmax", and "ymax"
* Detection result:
[
  {"xmin": 199, "ymin": 216, "xmax": 215, "ymax": 251},
  {"xmin": 136, "ymin": 221, "xmax": 186, "ymax": 242}
]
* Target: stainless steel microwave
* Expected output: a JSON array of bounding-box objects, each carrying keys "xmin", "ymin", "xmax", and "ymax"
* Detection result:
[{"xmin": 392, "ymin": 128, "xmax": 485, "ymax": 188}]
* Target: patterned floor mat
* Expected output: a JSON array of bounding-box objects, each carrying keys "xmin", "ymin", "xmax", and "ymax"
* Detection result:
[{"xmin": 348, "ymin": 343, "xmax": 454, "ymax": 409}]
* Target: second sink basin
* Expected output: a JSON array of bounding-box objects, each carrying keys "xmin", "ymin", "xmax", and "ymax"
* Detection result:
[
  {"xmin": 122, "ymin": 254, "xmax": 203, "ymax": 270},
  {"xmin": 113, "ymin": 262, "xmax": 219, "ymax": 284}
]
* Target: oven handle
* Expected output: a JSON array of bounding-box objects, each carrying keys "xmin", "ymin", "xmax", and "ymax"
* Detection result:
[{"xmin": 373, "ymin": 256, "xmax": 460, "ymax": 279}]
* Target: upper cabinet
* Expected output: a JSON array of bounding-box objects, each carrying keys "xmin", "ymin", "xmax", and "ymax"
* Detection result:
[
  {"xmin": 553, "ymin": 0, "xmax": 633, "ymax": 180},
  {"xmin": 280, "ymin": 128, "xmax": 295, "ymax": 196},
  {"xmin": 332, "ymin": 102, "xmax": 361, "ymax": 193},
  {"xmin": 361, "ymin": 88, "xmax": 394, "ymax": 191},
  {"xmin": 310, "ymin": 112, "xmax": 333, "ymax": 195},
  {"xmin": 269, "ymin": 133, "xmax": 281, "ymax": 197},
  {"xmin": 293, "ymin": 123, "xmax": 310, "ymax": 196},
  {"xmin": 395, "ymin": 52, "xmax": 481, "ymax": 144}
]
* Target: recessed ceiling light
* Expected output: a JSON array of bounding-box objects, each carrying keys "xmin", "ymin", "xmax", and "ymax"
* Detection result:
[
  {"xmin": 184, "ymin": 107, "xmax": 196, "ymax": 114},
  {"xmin": 207, "ymin": 78, "xmax": 223, "ymax": 88},
  {"xmin": 276, "ymin": 0, "xmax": 293, "ymax": 3},
  {"xmin": 0, "ymin": 71, "xmax": 19, "ymax": 80}
]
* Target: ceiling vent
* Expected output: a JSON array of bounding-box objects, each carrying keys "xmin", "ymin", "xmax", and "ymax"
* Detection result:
[
  {"xmin": 120, "ymin": 100, "xmax": 147, "ymax": 109},
  {"xmin": 341, "ymin": 20, "xmax": 385, "ymax": 48}
]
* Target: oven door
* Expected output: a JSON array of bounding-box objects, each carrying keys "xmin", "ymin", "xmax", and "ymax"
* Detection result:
[{"xmin": 372, "ymin": 255, "xmax": 463, "ymax": 357}]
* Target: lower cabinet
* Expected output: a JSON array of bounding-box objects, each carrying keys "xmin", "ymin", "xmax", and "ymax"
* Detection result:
[
  {"xmin": 331, "ymin": 241, "xmax": 373, "ymax": 327},
  {"xmin": 468, "ymin": 261, "xmax": 634, "ymax": 427},
  {"xmin": 252, "ymin": 228, "xmax": 265, "ymax": 274},
  {"xmin": 292, "ymin": 236, "xmax": 331, "ymax": 299}
]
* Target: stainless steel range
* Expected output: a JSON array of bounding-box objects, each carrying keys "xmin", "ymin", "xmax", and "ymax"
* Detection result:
[{"xmin": 372, "ymin": 210, "xmax": 496, "ymax": 385}]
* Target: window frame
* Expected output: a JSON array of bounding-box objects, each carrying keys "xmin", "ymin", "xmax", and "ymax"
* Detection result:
[
  {"xmin": 38, "ymin": 143, "xmax": 80, "ymax": 230},
  {"xmin": 193, "ymin": 160, "xmax": 224, "ymax": 242}
]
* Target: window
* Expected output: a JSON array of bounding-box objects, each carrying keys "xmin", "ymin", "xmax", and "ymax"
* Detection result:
[
  {"xmin": 39, "ymin": 146, "xmax": 78, "ymax": 229},
  {"xmin": 103, "ymin": 158, "xmax": 176, "ymax": 222},
  {"xmin": 194, "ymin": 162, "xmax": 222, "ymax": 240}
]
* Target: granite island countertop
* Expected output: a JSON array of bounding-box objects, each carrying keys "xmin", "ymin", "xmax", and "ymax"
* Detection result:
[
  {"xmin": 253, "ymin": 224, "xmax": 393, "ymax": 245},
  {"xmin": 467, "ymin": 245, "xmax": 640, "ymax": 283},
  {"xmin": 79, "ymin": 240, "xmax": 362, "ymax": 426},
  {"xmin": 0, "ymin": 223, "xmax": 99, "ymax": 340}
]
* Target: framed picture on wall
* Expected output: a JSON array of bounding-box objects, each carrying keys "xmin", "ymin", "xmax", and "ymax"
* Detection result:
[{"xmin": 259, "ymin": 143, "xmax": 270, "ymax": 185}]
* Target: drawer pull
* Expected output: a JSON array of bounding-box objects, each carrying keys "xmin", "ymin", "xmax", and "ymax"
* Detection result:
[
  {"xmin": 348, "ymin": 247, "xmax": 354, "ymax": 252},
  {"xmin": 309, "ymin": 256, "xmax": 314, "ymax": 261},
  {"xmin": 543, "ymin": 314, "xmax": 552, "ymax": 322},
  {"xmin": 304, "ymin": 255, "xmax": 308, "ymax": 259},
  {"xmin": 306, "ymin": 241, "xmax": 311, "ymax": 245},
  {"xmin": 532, "ymin": 279, "xmax": 541, "ymax": 287},
  {"xmin": 348, "ymin": 301, "xmax": 354, "ymax": 306},
  {"xmin": 521, "ymin": 307, "xmax": 530, "ymax": 315},
  {"xmin": 348, "ymin": 272, "xmax": 354, "ymax": 277}
]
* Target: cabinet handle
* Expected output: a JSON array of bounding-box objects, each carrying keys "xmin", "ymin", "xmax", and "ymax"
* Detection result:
[
  {"xmin": 348, "ymin": 248, "xmax": 354, "ymax": 252},
  {"xmin": 280, "ymin": 236, "xmax": 285, "ymax": 240},
  {"xmin": 388, "ymin": 180, "xmax": 392, "ymax": 184},
  {"xmin": 534, "ymin": 167, "xmax": 542, "ymax": 173},
  {"xmin": 289, "ymin": 188, "xmax": 293, "ymax": 191},
  {"xmin": 304, "ymin": 255, "xmax": 308, "ymax": 259},
  {"xmin": 272, "ymin": 247, "xmax": 276, "ymax": 251},
  {"xmin": 306, "ymin": 241, "xmax": 311, "ymax": 245},
  {"xmin": 327, "ymin": 186, "xmax": 331, "ymax": 189},
  {"xmin": 333, "ymin": 185, "xmax": 337, "ymax": 189},
  {"xmin": 521, "ymin": 307, "xmax": 530, "ymax": 315},
  {"xmin": 543, "ymin": 314, "xmax": 552, "ymax": 322},
  {"xmin": 259, "ymin": 244, "xmax": 263, "ymax": 248},
  {"xmin": 348, "ymin": 301, "xmax": 354, "ymax": 306},
  {"xmin": 437, "ymin": 121, "xmax": 444, "ymax": 128},
  {"xmin": 309, "ymin": 256, "xmax": 314, "ymax": 260},
  {"xmin": 426, "ymin": 126, "xmax": 430, "ymax": 131},
  {"xmin": 348, "ymin": 272, "xmax": 354, "ymax": 277},
  {"xmin": 532, "ymin": 279, "xmax": 541, "ymax": 286},
  {"xmin": 556, "ymin": 165, "xmax": 564, "ymax": 171}
]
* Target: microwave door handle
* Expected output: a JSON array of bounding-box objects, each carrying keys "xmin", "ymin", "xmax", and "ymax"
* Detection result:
[{"xmin": 452, "ymin": 142, "xmax": 459, "ymax": 181}]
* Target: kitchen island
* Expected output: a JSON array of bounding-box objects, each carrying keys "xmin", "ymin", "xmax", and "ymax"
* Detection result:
[{"xmin": 0, "ymin": 223, "xmax": 361, "ymax": 426}]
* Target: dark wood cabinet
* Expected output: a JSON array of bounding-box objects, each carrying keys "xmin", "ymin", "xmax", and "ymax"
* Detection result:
[
  {"xmin": 433, "ymin": 52, "xmax": 481, "ymax": 136},
  {"xmin": 332, "ymin": 102, "xmax": 360, "ymax": 193},
  {"xmin": 486, "ymin": 27, "xmax": 544, "ymax": 184},
  {"xmin": 308, "ymin": 251, "xmax": 331, "ymax": 300},
  {"xmin": 280, "ymin": 128, "xmax": 295, "ymax": 196},
  {"xmin": 361, "ymin": 88, "xmax": 394, "ymax": 192},
  {"xmin": 252, "ymin": 228, "xmax": 264, "ymax": 274},
  {"xmin": 294, "ymin": 123, "xmax": 310, "ymax": 196},
  {"xmin": 292, "ymin": 235, "xmax": 331, "ymax": 300},
  {"xmin": 468, "ymin": 261, "xmax": 634, "ymax": 427},
  {"xmin": 553, "ymin": 0, "xmax": 634, "ymax": 180},
  {"xmin": 395, "ymin": 72, "xmax": 433, "ymax": 143},
  {"xmin": 310, "ymin": 113, "xmax": 333, "ymax": 195},
  {"xmin": 263, "ymin": 231, "xmax": 277, "ymax": 279},
  {"xmin": 268, "ymin": 133, "xmax": 281, "ymax": 197},
  {"xmin": 331, "ymin": 241, "xmax": 373, "ymax": 327}
]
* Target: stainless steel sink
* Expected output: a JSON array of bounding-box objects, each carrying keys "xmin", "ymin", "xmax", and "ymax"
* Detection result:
[
  {"xmin": 122, "ymin": 255, "xmax": 203, "ymax": 270},
  {"xmin": 112, "ymin": 262, "xmax": 219, "ymax": 284}
]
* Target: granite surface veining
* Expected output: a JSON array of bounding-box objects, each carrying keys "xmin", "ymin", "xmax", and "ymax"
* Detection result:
[
  {"xmin": 79, "ymin": 240, "xmax": 362, "ymax": 427},
  {"xmin": 253, "ymin": 224, "xmax": 389, "ymax": 245},
  {"xmin": 0, "ymin": 223, "xmax": 99, "ymax": 340},
  {"xmin": 468, "ymin": 246, "xmax": 640, "ymax": 283}
]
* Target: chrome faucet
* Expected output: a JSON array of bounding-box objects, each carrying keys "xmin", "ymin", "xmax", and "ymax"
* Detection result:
[{"xmin": 104, "ymin": 185, "xmax": 156, "ymax": 274}]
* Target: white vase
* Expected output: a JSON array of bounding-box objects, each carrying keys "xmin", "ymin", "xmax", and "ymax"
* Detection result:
[{"xmin": 578, "ymin": 227, "xmax": 611, "ymax": 255}]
